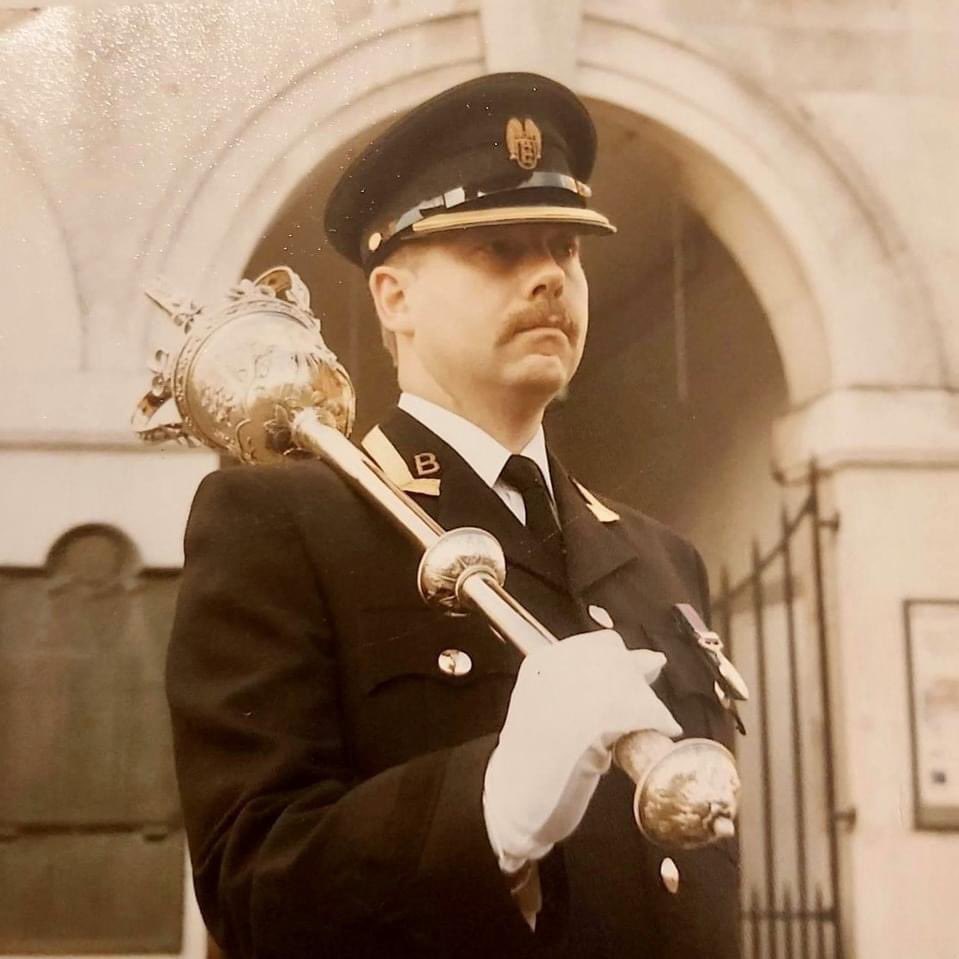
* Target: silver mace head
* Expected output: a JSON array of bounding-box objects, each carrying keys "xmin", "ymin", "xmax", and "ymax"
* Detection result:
[{"xmin": 133, "ymin": 266, "xmax": 355, "ymax": 462}]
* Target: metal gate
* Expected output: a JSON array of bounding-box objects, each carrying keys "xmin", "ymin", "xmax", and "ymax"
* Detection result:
[{"xmin": 713, "ymin": 466, "xmax": 845, "ymax": 959}]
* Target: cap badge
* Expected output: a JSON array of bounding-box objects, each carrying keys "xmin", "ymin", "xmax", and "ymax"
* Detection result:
[{"xmin": 506, "ymin": 117, "xmax": 542, "ymax": 171}]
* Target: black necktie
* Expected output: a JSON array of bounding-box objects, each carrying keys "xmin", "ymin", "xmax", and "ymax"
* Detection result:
[{"xmin": 500, "ymin": 454, "xmax": 566, "ymax": 576}]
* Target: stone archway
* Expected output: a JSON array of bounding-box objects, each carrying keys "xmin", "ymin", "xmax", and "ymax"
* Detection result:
[
  {"xmin": 137, "ymin": 0, "xmax": 953, "ymax": 612},
  {"xmin": 139, "ymin": 3, "xmax": 946, "ymax": 575},
  {"xmin": 130, "ymin": 9, "xmax": 959, "ymax": 959},
  {"xmin": 575, "ymin": 12, "xmax": 943, "ymax": 403},
  {"xmin": 143, "ymin": 7, "xmax": 941, "ymax": 419}
]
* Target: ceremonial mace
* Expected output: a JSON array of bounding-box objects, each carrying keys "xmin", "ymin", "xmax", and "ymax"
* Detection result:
[{"xmin": 134, "ymin": 267, "xmax": 740, "ymax": 851}]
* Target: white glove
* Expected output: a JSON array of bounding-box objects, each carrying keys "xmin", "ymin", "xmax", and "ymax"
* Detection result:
[{"xmin": 483, "ymin": 630, "xmax": 682, "ymax": 873}]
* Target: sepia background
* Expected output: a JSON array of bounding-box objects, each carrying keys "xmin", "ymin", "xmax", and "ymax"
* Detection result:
[{"xmin": 1, "ymin": 1, "xmax": 957, "ymax": 956}]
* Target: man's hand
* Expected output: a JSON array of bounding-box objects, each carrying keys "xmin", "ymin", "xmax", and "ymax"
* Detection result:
[{"xmin": 483, "ymin": 630, "xmax": 682, "ymax": 872}]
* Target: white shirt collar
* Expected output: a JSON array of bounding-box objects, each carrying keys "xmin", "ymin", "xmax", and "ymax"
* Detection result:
[{"xmin": 398, "ymin": 392, "xmax": 554, "ymax": 497}]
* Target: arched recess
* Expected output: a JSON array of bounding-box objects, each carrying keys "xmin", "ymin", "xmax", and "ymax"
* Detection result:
[
  {"xmin": 139, "ymin": 6, "xmax": 943, "ymax": 411},
  {"xmin": 0, "ymin": 522, "xmax": 185, "ymax": 954}
]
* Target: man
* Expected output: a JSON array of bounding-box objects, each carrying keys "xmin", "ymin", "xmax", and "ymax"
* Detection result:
[{"xmin": 167, "ymin": 73, "xmax": 740, "ymax": 958}]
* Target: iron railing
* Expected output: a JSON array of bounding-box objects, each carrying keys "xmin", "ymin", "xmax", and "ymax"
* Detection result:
[{"xmin": 715, "ymin": 465, "xmax": 844, "ymax": 959}]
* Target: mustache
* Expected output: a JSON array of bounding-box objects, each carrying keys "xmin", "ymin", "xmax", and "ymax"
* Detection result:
[{"xmin": 498, "ymin": 299, "xmax": 576, "ymax": 344}]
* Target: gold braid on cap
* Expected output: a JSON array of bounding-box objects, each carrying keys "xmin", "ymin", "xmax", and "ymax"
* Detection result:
[{"xmin": 365, "ymin": 171, "xmax": 593, "ymax": 253}]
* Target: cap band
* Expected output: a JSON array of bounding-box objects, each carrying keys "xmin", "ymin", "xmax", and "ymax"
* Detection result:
[
  {"xmin": 409, "ymin": 205, "xmax": 615, "ymax": 236},
  {"xmin": 367, "ymin": 171, "xmax": 593, "ymax": 253}
]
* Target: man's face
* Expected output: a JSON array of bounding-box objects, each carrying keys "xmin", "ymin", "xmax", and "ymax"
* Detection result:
[{"xmin": 388, "ymin": 222, "xmax": 589, "ymax": 407}]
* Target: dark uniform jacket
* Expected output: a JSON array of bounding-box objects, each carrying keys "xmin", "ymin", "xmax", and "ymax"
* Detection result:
[{"xmin": 167, "ymin": 408, "xmax": 741, "ymax": 959}]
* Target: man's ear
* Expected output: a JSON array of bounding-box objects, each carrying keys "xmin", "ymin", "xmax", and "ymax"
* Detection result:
[{"xmin": 368, "ymin": 262, "xmax": 416, "ymax": 336}]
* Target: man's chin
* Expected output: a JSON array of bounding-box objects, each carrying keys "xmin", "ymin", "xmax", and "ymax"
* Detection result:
[{"xmin": 505, "ymin": 355, "xmax": 572, "ymax": 398}]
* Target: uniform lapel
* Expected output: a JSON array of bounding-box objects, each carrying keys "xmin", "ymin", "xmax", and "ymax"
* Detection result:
[
  {"xmin": 552, "ymin": 461, "xmax": 721, "ymax": 711},
  {"xmin": 550, "ymin": 456, "xmax": 635, "ymax": 596},
  {"xmin": 370, "ymin": 408, "xmax": 567, "ymax": 591}
]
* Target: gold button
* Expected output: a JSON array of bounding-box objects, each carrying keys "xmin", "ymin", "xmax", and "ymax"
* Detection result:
[
  {"xmin": 367, "ymin": 231, "xmax": 383, "ymax": 252},
  {"xmin": 588, "ymin": 605, "xmax": 614, "ymax": 629},
  {"xmin": 437, "ymin": 648, "xmax": 472, "ymax": 677}
]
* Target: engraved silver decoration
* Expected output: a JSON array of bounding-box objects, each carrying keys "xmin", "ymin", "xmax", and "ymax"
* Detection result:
[
  {"xmin": 615, "ymin": 730, "xmax": 740, "ymax": 848},
  {"xmin": 418, "ymin": 527, "xmax": 508, "ymax": 614},
  {"xmin": 133, "ymin": 266, "xmax": 355, "ymax": 462}
]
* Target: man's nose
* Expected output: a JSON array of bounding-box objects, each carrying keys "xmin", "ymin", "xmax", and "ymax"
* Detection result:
[{"xmin": 525, "ymin": 247, "xmax": 566, "ymax": 300}]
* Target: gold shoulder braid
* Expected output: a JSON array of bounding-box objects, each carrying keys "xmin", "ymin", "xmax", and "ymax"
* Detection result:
[
  {"xmin": 572, "ymin": 480, "xmax": 620, "ymax": 523},
  {"xmin": 361, "ymin": 426, "xmax": 441, "ymax": 496}
]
